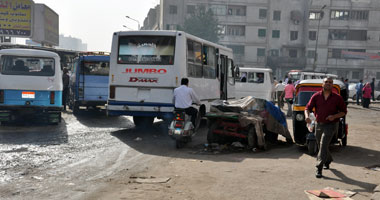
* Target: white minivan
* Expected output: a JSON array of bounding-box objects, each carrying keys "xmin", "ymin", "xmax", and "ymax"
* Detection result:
[
  {"xmin": 235, "ymin": 67, "xmax": 275, "ymax": 101},
  {"xmin": 0, "ymin": 48, "xmax": 63, "ymax": 124}
]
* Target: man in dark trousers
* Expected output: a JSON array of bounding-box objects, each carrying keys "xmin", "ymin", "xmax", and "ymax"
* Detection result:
[
  {"xmin": 62, "ymin": 68, "xmax": 70, "ymax": 111},
  {"xmin": 370, "ymin": 78, "xmax": 375, "ymax": 101},
  {"xmin": 173, "ymin": 78, "xmax": 201, "ymax": 126},
  {"xmin": 305, "ymin": 77, "xmax": 347, "ymax": 178}
]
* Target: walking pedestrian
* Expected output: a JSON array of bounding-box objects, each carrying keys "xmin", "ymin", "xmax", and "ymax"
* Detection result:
[
  {"xmin": 62, "ymin": 68, "xmax": 70, "ymax": 111},
  {"xmin": 275, "ymin": 80, "xmax": 285, "ymax": 109},
  {"xmin": 305, "ymin": 77, "xmax": 347, "ymax": 178},
  {"xmin": 362, "ymin": 82, "xmax": 372, "ymax": 108},
  {"xmin": 281, "ymin": 79, "xmax": 295, "ymax": 117},
  {"xmin": 355, "ymin": 80, "xmax": 363, "ymax": 105},
  {"xmin": 344, "ymin": 79, "xmax": 349, "ymax": 105},
  {"xmin": 370, "ymin": 78, "xmax": 375, "ymax": 101}
]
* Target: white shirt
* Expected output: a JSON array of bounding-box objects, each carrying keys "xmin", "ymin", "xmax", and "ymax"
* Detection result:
[
  {"xmin": 275, "ymin": 83, "xmax": 285, "ymax": 91},
  {"xmin": 173, "ymin": 85, "xmax": 201, "ymax": 108}
]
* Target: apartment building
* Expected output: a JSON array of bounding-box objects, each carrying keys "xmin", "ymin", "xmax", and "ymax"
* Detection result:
[{"xmin": 142, "ymin": 0, "xmax": 380, "ymax": 83}]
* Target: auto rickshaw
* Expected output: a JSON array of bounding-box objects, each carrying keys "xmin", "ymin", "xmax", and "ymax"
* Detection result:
[{"xmin": 292, "ymin": 79, "xmax": 348, "ymax": 155}]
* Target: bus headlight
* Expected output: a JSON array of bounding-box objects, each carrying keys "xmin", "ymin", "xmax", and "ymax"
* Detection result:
[{"xmin": 296, "ymin": 114, "xmax": 304, "ymax": 121}]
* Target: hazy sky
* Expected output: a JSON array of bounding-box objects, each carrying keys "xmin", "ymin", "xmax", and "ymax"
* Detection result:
[{"xmin": 32, "ymin": 0, "xmax": 160, "ymax": 51}]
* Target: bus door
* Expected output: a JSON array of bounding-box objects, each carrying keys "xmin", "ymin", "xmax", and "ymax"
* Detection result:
[{"xmin": 220, "ymin": 55, "xmax": 228, "ymax": 100}]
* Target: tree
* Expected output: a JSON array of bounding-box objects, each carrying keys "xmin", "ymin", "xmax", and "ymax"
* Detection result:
[{"xmin": 180, "ymin": 6, "xmax": 220, "ymax": 43}]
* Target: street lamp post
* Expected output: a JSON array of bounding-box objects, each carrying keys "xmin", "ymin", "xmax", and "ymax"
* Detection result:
[
  {"xmin": 126, "ymin": 16, "xmax": 141, "ymax": 30},
  {"xmin": 123, "ymin": 25, "xmax": 133, "ymax": 30},
  {"xmin": 313, "ymin": 5, "xmax": 327, "ymax": 72}
]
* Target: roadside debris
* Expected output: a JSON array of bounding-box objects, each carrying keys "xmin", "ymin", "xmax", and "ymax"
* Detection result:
[
  {"xmin": 134, "ymin": 137, "xmax": 142, "ymax": 141},
  {"xmin": 365, "ymin": 164, "xmax": 380, "ymax": 171},
  {"xmin": 130, "ymin": 176, "xmax": 171, "ymax": 184},
  {"xmin": 305, "ymin": 187, "xmax": 356, "ymax": 200}
]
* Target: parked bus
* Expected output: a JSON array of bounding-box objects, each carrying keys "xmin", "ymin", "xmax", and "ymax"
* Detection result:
[
  {"xmin": 107, "ymin": 30, "xmax": 235, "ymax": 127},
  {"xmin": 0, "ymin": 49, "xmax": 62, "ymax": 124},
  {"xmin": 235, "ymin": 67, "xmax": 275, "ymax": 101},
  {"xmin": 68, "ymin": 53, "xmax": 110, "ymax": 113}
]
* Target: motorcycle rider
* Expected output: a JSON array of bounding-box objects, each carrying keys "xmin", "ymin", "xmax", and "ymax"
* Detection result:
[{"xmin": 173, "ymin": 78, "xmax": 201, "ymax": 126}]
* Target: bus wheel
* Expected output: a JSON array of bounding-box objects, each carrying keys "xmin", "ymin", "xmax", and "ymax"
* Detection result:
[{"xmin": 133, "ymin": 116, "xmax": 154, "ymax": 128}]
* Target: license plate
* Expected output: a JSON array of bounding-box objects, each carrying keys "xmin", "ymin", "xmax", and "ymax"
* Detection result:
[
  {"xmin": 174, "ymin": 129, "xmax": 182, "ymax": 135},
  {"xmin": 22, "ymin": 91, "xmax": 35, "ymax": 99}
]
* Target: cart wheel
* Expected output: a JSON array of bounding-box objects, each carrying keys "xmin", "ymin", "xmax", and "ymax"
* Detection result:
[
  {"xmin": 308, "ymin": 140, "xmax": 317, "ymax": 155},
  {"xmin": 342, "ymin": 135, "xmax": 347, "ymax": 147},
  {"xmin": 207, "ymin": 122, "xmax": 219, "ymax": 144},
  {"xmin": 247, "ymin": 126, "xmax": 257, "ymax": 148}
]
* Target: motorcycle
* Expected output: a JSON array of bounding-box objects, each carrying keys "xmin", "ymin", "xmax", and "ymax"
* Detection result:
[{"xmin": 168, "ymin": 108, "xmax": 200, "ymax": 148}]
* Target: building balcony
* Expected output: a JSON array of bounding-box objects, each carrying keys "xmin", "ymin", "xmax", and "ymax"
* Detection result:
[{"xmin": 267, "ymin": 56, "xmax": 307, "ymax": 68}]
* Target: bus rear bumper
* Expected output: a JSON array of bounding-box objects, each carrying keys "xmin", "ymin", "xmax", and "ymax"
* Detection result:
[{"xmin": 107, "ymin": 101, "xmax": 174, "ymax": 118}]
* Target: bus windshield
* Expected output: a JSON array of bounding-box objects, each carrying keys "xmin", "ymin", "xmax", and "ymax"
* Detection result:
[
  {"xmin": 83, "ymin": 61, "xmax": 109, "ymax": 76},
  {"xmin": 118, "ymin": 36, "xmax": 175, "ymax": 65},
  {"xmin": 0, "ymin": 55, "xmax": 55, "ymax": 76}
]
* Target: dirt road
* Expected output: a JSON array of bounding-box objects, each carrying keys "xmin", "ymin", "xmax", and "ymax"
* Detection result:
[{"xmin": 1, "ymin": 104, "xmax": 380, "ymax": 200}]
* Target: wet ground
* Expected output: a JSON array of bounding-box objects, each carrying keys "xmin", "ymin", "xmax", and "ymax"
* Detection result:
[{"xmin": 1, "ymin": 103, "xmax": 380, "ymax": 200}]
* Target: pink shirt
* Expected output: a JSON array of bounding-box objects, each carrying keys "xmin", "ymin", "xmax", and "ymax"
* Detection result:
[
  {"xmin": 362, "ymin": 86, "xmax": 372, "ymax": 98},
  {"xmin": 284, "ymin": 84, "xmax": 296, "ymax": 99}
]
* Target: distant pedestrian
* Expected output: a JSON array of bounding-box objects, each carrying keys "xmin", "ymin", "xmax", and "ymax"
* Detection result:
[
  {"xmin": 362, "ymin": 82, "xmax": 372, "ymax": 108},
  {"xmin": 355, "ymin": 80, "xmax": 363, "ymax": 105},
  {"xmin": 305, "ymin": 77, "xmax": 347, "ymax": 178},
  {"xmin": 62, "ymin": 68, "xmax": 70, "ymax": 111},
  {"xmin": 240, "ymin": 72, "xmax": 247, "ymax": 82},
  {"xmin": 275, "ymin": 80, "xmax": 285, "ymax": 109},
  {"xmin": 370, "ymin": 78, "xmax": 375, "ymax": 101},
  {"xmin": 281, "ymin": 79, "xmax": 295, "ymax": 117},
  {"xmin": 344, "ymin": 79, "xmax": 349, "ymax": 105}
]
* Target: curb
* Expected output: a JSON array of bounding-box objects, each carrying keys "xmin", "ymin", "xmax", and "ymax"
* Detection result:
[{"xmin": 372, "ymin": 185, "xmax": 380, "ymax": 200}]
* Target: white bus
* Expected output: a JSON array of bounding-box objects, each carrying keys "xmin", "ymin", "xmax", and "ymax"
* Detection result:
[{"xmin": 107, "ymin": 31, "xmax": 236, "ymax": 127}]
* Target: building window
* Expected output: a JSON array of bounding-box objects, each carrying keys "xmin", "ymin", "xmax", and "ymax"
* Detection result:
[
  {"xmin": 307, "ymin": 50, "xmax": 315, "ymax": 58},
  {"xmin": 259, "ymin": 9, "xmax": 267, "ymax": 19},
  {"xmin": 257, "ymin": 48, "xmax": 266, "ymax": 57},
  {"xmin": 166, "ymin": 24, "xmax": 177, "ymax": 30},
  {"xmin": 258, "ymin": 29, "xmax": 266, "ymax": 37},
  {"xmin": 330, "ymin": 10, "xmax": 349, "ymax": 20},
  {"xmin": 210, "ymin": 5, "xmax": 227, "ymax": 16},
  {"xmin": 329, "ymin": 29, "xmax": 367, "ymax": 41},
  {"xmin": 227, "ymin": 45, "xmax": 245, "ymax": 55},
  {"xmin": 273, "ymin": 10, "xmax": 281, "ymax": 21},
  {"xmin": 272, "ymin": 30, "xmax": 280, "ymax": 38},
  {"xmin": 228, "ymin": 5, "xmax": 246, "ymax": 16},
  {"xmin": 309, "ymin": 31, "xmax": 317, "ymax": 40},
  {"xmin": 352, "ymin": 71, "xmax": 360, "ymax": 79},
  {"xmin": 169, "ymin": 5, "xmax": 177, "ymax": 14},
  {"xmin": 218, "ymin": 25, "xmax": 226, "ymax": 35},
  {"xmin": 376, "ymin": 72, "xmax": 380, "ymax": 79},
  {"xmin": 309, "ymin": 11, "xmax": 322, "ymax": 20},
  {"xmin": 187, "ymin": 5, "xmax": 195, "ymax": 14},
  {"xmin": 270, "ymin": 49, "xmax": 279, "ymax": 57},
  {"xmin": 290, "ymin": 31, "xmax": 298, "ymax": 41},
  {"xmin": 289, "ymin": 49, "xmax": 297, "ymax": 58},
  {"xmin": 350, "ymin": 10, "xmax": 369, "ymax": 20},
  {"xmin": 328, "ymin": 48, "xmax": 366, "ymax": 59},
  {"xmin": 227, "ymin": 25, "xmax": 245, "ymax": 36}
]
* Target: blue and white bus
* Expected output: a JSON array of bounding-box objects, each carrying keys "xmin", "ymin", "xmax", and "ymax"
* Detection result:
[
  {"xmin": 107, "ymin": 30, "xmax": 235, "ymax": 127},
  {"xmin": 0, "ymin": 49, "xmax": 62, "ymax": 124},
  {"xmin": 68, "ymin": 54, "xmax": 110, "ymax": 113}
]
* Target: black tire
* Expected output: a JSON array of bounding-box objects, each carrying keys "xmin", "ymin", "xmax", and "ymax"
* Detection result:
[
  {"xmin": 133, "ymin": 116, "xmax": 154, "ymax": 127},
  {"xmin": 72, "ymin": 102, "xmax": 80, "ymax": 114},
  {"xmin": 207, "ymin": 121, "xmax": 219, "ymax": 144},
  {"xmin": 377, "ymin": 95, "xmax": 380, "ymax": 101},
  {"xmin": 342, "ymin": 135, "xmax": 347, "ymax": 147},
  {"xmin": 308, "ymin": 140, "xmax": 317, "ymax": 155},
  {"xmin": 352, "ymin": 94, "xmax": 356, "ymax": 101}
]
